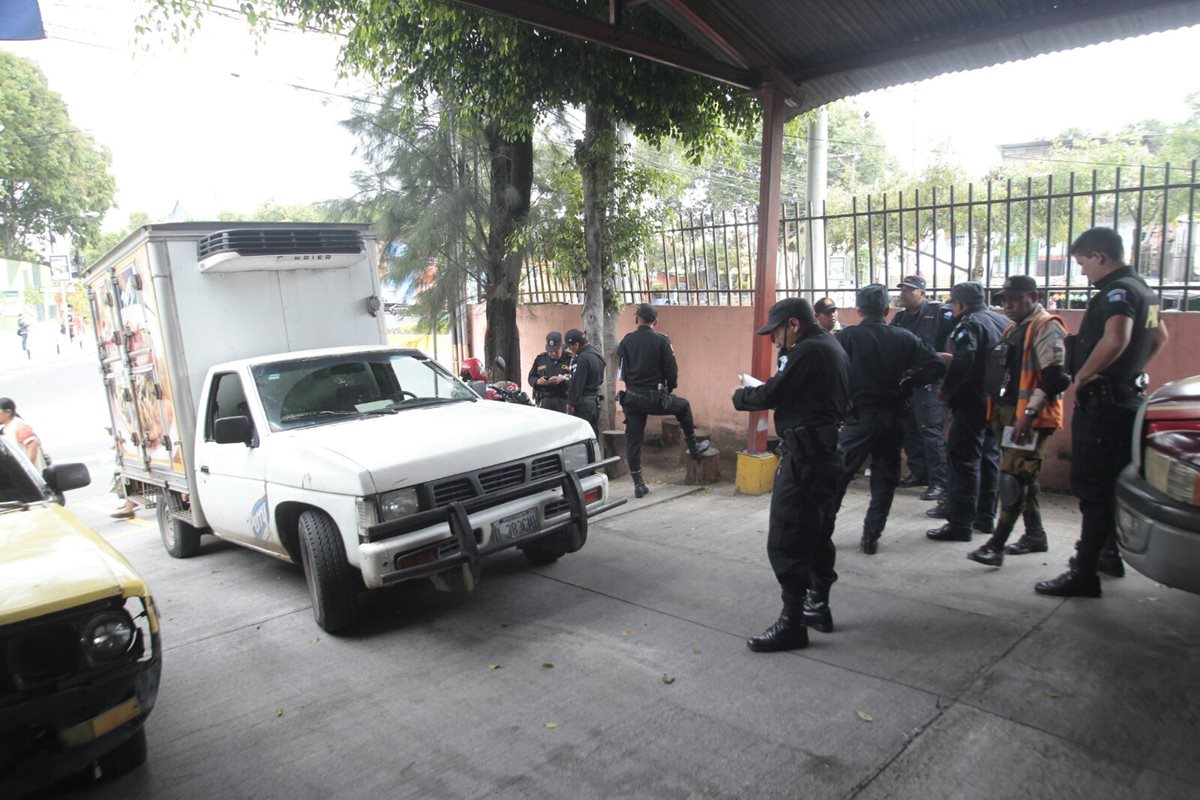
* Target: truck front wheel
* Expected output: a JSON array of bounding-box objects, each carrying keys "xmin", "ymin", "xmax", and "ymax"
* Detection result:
[
  {"xmin": 157, "ymin": 492, "xmax": 201, "ymax": 558},
  {"xmin": 298, "ymin": 510, "xmax": 361, "ymax": 633}
]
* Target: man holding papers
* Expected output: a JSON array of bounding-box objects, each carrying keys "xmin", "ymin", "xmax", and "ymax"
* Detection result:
[{"xmin": 967, "ymin": 275, "xmax": 1070, "ymax": 567}]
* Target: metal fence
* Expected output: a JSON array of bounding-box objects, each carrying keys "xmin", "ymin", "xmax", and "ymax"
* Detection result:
[{"xmin": 520, "ymin": 161, "xmax": 1200, "ymax": 311}]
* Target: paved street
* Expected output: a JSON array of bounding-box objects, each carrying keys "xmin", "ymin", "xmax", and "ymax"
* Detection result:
[{"xmin": 6, "ymin": 359, "xmax": 1198, "ymax": 799}]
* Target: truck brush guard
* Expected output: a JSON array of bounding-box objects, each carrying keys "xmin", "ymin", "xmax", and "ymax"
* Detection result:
[{"xmin": 365, "ymin": 457, "xmax": 626, "ymax": 585}]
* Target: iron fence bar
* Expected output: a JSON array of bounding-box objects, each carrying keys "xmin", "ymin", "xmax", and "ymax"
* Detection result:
[
  {"xmin": 1113, "ymin": 166, "xmax": 1122, "ymax": 230},
  {"xmin": 948, "ymin": 184, "xmax": 956, "ymax": 291},
  {"xmin": 1004, "ymin": 178, "xmax": 1013, "ymax": 282},
  {"xmin": 1187, "ymin": 161, "xmax": 1197, "ymax": 308},
  {"xmin": 966, "ymin": 182, "xmax": 974, "ymax": 289},
  {"xmin": 822, "ymin": 198, "xmax": 831, "ymax": 298},
  {"xmin": 851, "ymin": 195, "xmax": 861, "ymax": 290},
  {"xmin": 986, "ymin": 179, "xmax": 994, "ymax": 290},
  {"xmin": 1024, "ymin": 177, "xmax": 1033, "ymax": 277},
  {"xmin": 1159, "ymin": 163, "xmax": 1171, "ymax": 296},
  {"xmin": 1043, "ymin": 174, "xmax": 1054, "ymax": 294},
  {"xmin": 930, "ymin": 187, "xmax": 937, "ymax": 288},
  {"xmin": 1135, "ymin": 164, "xmax": 1147, "ymax": 282},
  {"xmin": 1066, "ymin": 171, "xmax": 1075, "ymax": 303}
]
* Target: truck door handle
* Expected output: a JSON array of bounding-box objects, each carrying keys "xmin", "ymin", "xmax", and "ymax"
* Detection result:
[{"xmin": 199, "ymin": 465, "xmax": 210, "ymax": 474}]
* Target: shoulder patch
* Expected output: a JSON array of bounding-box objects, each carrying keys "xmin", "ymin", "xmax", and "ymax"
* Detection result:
[
  {"xmin": 952, "ymin": 328, "xmax": 970, "ymax": 344},
  {"xmin": 942, "ymin": 309, "xmax": 953, "ymax": 319},
  {"xmin": 1106, "ymin": 288, "xmax": 1128, "ymax": 304}
]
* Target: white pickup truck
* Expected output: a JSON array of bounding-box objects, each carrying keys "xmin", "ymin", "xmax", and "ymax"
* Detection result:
[{"xmin": 86, "ymin": 223, "xmax": 622, "ymax": 632}]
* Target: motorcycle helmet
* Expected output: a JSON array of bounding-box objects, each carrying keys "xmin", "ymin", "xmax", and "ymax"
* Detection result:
[{"xmin": 460, "ymin": 357, "xmax": 487, "ymax": 382}]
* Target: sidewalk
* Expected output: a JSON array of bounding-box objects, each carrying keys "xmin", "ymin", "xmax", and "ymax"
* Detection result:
[
  {"xmin": 1, "ymin": 320, "xmax": 94, "ymax": 373},
  {"xmin": 579, "ymin": 476, "xmax": 1200, "ymax": 798}
]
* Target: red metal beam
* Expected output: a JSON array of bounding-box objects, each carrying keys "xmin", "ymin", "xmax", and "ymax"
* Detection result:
[
  {"xmin": 446, "ymin": 0, "xmax": 759, "ymax": 90},
  {"xmin": 747, "ymin": 82, "xmax": 786, "ymax": 455}
]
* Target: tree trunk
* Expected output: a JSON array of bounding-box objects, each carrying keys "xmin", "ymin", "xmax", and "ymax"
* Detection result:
[
  {"xmin": 579, "ymin": 105, "xmax": 618, "ymax": 429},
  {"xmin": 482, "ymin": 122, "xmax": 533, "ymax": 383}
]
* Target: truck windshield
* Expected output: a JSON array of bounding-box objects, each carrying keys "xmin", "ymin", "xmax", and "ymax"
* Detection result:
[{"xmin": 252, "ymin": 351, "xmax": 478, "ymax": 432}]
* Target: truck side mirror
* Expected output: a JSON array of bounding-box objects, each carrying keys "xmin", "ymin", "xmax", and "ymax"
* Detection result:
[
  {"xmin": 43, "ymin": 463, "xmax": 92, "ymax": 494},
  {"xmin": 214, "ymin": 415, "xmax": 254, "ymax": 446}
]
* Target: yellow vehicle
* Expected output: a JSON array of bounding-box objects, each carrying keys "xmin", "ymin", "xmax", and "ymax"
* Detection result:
[{"xmin": 0, "ymin": 438, "xmax": 161, "ymax": 797}]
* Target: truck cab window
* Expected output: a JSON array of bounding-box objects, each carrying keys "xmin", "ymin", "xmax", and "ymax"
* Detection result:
[{"xmin": 206, "ymin": 372, "xmax": 253, "ymax": 441}]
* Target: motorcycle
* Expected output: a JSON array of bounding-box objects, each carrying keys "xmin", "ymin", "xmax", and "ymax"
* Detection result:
[{"xmin": 460, "ymin": 356, "xmax": 533, "ymax": 405}]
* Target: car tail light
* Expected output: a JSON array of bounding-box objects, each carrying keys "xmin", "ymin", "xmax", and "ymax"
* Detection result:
[{"xmin": 1144, "ymin": 431, "xmax": 1200, "ymax": 506}]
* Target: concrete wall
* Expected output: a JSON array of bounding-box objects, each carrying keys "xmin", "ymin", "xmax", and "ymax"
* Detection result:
[{"xmin": 468, "ymin": 303, "xmax": 1200, "ymax": 490}]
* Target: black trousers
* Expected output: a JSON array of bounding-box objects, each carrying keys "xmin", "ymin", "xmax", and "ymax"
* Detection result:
[
  {"xmin": 768, "ymin": 444, "xmax": 843, "ymax": 611},
  {"xmin": 621, "ymin": 390, "xmax": 696, "ymax": 473},
  {"xmin": 833, "ymin": 408, "xmax": 905, "ymax": 540},
  {"xmin": 945, "ymin": 400, "xmax": 1001, "ymax": 534},
  {"xmin": 902, "ymin": 384, "xmax": 948, "ymax": 487},
  {"xmin": 573, "ymin": 396, "xmax": 601, "ymax": 438},
  {"xmin": 538, "ymin": 394, "xmax": 569, "ymax": 414},
  {"xmin": 1070, "ymin": 402, "xmax": 1137, "ymax": 574}
]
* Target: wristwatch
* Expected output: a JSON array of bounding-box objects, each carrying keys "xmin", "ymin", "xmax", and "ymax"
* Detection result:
[{"xmin": 1023, "ymin": 407, "xmax": 1038, "ymax": 417}]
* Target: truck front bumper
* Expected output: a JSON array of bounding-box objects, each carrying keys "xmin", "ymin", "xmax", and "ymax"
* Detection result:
[{"xmin": 358, "ymin": 458, "xmax": 625, "ymax": 589}]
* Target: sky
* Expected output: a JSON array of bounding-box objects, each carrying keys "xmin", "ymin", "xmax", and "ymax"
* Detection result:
[{"xmin": 3, "ymin": 2, "xmax": 1199, "ymax": 232}]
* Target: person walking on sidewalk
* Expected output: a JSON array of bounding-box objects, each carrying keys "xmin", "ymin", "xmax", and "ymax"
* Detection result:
[
  {"xmin": 733, "ymin": 298, "xmax": 849, "ymax": 653},
  {"xmin": 926, "ymin": 282, "xmax": 1009, "ymax": 544},
  {"xmin": 891, "ymin": 275, "xmax": 955, "ymax": 499},
  {"xmin": 617, "ymin": 303, "xmax": 710, "ymax": 498},
  {"xmin": 1035, "ymin": 227, "xmax": 1168, "ymax": 598},
  {"xmin": 0, "ymin": 398, "xmax": 46, "ymax": 470},
  {"xmin": 833, "ymin": 285, "xmax": 946, "ymax": 557},
  {"xmin": 967, "ymin": 275, "xmax": 1070, "ymax": 567},
  {"xmin": 16, "ymin": 315, "xmax": 30, "ymax": 359},
  {"xmin": 565, "ymin": 329, "xmax": 605, "ymax": 438}
]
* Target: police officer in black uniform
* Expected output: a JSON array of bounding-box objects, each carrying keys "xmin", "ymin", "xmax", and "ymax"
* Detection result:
[
  {"xmin": 527, "ymin": 331, "xmax": 574, "ymax": 413},
  {"xmin": 927, "ymin": 281, "xmax": 1009, "ymax": 543},
  {"xmin": 617, "ymin": 303, "xmax": 710, "ymax": 498},
  {"xmin": 1036, "ymin": 227, "xmax": 1168, "ymax": 597},
  {"xmin": 833, "ymin": 285, "xmax": 946, "ymax": 561},
  {"xmin": 732, "ymin": 298, "xmax": 849, "ymax": 652},
  {"xmin": 565, "ymin": 328, "xmax": 605, "ymax": 437},
  {"xmin": 892, "ymin": 275, "xmax": 956, "ymax": 500}
]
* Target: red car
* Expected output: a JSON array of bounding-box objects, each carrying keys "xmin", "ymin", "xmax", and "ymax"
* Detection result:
[{"xmin": 1116, "ymin": 376, "xmax": 1200, "ymax": 594}]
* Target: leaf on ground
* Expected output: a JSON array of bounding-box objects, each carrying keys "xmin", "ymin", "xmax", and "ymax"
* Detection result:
[
  {"xmin": 276, "ymin": 708, "xmax": 284, "ymax": 718},
  {"xmin": 544, "ymin": 722, "xmax": 559, "ymax": 729},
  {"xmin": 662, "ymin": 675, "xmax": 675, "ymax": 685},
  {"xmin": 542, "ymin": 663, "xmax": 554, "ymax": 669},
  {"xmin": 1145, "ymin": 596, "xmax": 1159, "ymax": 603},
  {"xmin": 310, "ymin": 637, "xmax": 320, "ymax": 644},
  {"xmin": 1044, "ymin": 690, "xmax": 1060, "ymax": 699},
  {"xmin": 692, "ymin": 648, "xmax": 701, "ymax": 655},
  {"xmin": 621, "ymin": 629, "xmax": 632, "ymax": 636},
  {"xmin": 855, "ymin": 711, "xmax": 873, "ymax": 722},
  {"xmin": 500, "ymin": 623, "xmax": 510, "ymax": 628},
  {"xmin": 488, "ymin": 664, "xmax": 502, "ymax": 670}
]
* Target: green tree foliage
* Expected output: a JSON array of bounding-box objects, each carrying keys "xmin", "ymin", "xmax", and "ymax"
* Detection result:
[{"xmin": 0, "ymin": 51, "xmax": 115, "ymax": 259}]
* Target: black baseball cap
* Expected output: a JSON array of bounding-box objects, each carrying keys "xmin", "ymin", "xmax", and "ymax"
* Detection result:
[
  {"xmin": 897, "ymin": 275, "xmax": 926, "ymax": 290},
  {"xmin": 856, "ymin": 284, "xmax": 890, "ymax": 312},
  {"xmin": 813, "ymin": 297, "xmax": 837, "ymax": 315},
  {"xmin": 994, "ymin": 275, "xmax": 1039, "ymax": 298},
  {"xmin": 564, "ymin": 328, "xmax": 586, "ymax": 345},
  {"xmin": 951, "ymin": 281, "xmax": 985, "ymax": 306},
  {"xmin": 635, "ymin": 303, "xmax": 658, "ymax": 323},
  {"xmin": 756, "ymin": 298, "xmax": 812, "ymax": 335},
  {"xmin": 545, "ymin": 331, "xmax": 563, "ymax": 351}
]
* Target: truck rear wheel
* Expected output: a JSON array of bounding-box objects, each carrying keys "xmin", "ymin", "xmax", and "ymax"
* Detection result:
[
  {"xmin": 298, "ymin": 510, "xmax": 361, "ymax": 633},
  {"xmin": 157, "ymin": 492, "xmax": 201, "ymax": 559}
]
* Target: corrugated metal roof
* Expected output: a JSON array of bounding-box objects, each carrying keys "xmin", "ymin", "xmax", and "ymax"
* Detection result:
[{"xmin": 693, "ymin": 0, "xmax": 1200, "ymax": 111}]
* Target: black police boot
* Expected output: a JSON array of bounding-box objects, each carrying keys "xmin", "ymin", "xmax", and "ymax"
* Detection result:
[
  {"xmin": 859, "ymin": 533, "xmax": 879, "ymax": 555},
  {"xmin": 925, "ymin": 503, "xmax": 947, "ymax": 519},
  {"xmin": 920, "ymin": 485, "xmax": 945, "ymax": 501},
  {"xmin": 1035, "ymin": 567, "xmax": 1102, "ymax": 598},
  {"xmin": 926, "ymin": 523, "xmax": 972, "ymax": 542},
  {"xmin": 974, "ymin": 518, "xmax": 995, "ymax": 535},
  {"xmin": 898, "ymin": 473, "xmax": 926, "ymax": 488},
  {"xmin": 967, "ymin": 542, "xmax": 1004, "ymax": 567},
  {"xmin": 803, "ymin": 589, "xmax": 834, "ymax": 633},
  {"xmin": 685, "ymin": 436, "xmax": 710, "ymax": 459},
  {"xmin": 631, "ymin": 471, "xmax": 649, "ymax": 499},
  {"xmin": 746, "ymin": 608, "xmax": 809, "ymax": 652},
  {"xmin": 1097, "ymin": 549, "xmax": 1126, "ymax": 578},
  {"xmin": 1005, "ymin": 530, "xmax": 1048, "ymax": 555}
]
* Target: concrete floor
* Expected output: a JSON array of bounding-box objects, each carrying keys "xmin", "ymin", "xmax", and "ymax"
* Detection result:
[{"xmin": 43, "ymin": 463, "xmax": 1200, "ymax": 800}]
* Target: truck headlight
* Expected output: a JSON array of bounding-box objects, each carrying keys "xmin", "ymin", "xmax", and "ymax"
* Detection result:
[
  {"xmin": 81, "ymin": 611, "xmax": 135, "ymax": 661},
  {"xmin": 563, "ymin": 442, "xmax": 590, "ymax": 473},
  {"xmin": 379, "ymin": 488, "xmax": 420, "ymax": 522}
]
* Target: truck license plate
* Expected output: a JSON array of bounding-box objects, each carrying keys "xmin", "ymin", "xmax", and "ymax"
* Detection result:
[{"xmin": 492, "ymin": 508, "xmax": 540, "ymax": 544}]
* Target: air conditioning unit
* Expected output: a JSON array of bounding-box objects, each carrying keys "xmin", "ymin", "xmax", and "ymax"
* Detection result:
[{"xmin": 196, "ymin": 228, "xmax": 365, "ymax": 273}]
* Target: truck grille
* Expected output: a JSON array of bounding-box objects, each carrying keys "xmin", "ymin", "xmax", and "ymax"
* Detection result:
[
  {"xmin": 427, "ymin": 450, "xmax": 567, "ymax": 509},
  {"xmin": 196, "ymin": 228, "xmax": 364, "ymax": 260}
]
